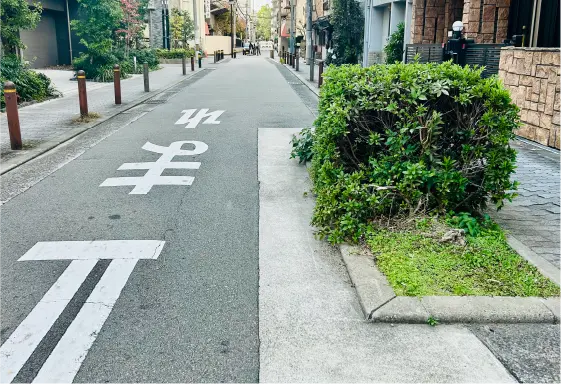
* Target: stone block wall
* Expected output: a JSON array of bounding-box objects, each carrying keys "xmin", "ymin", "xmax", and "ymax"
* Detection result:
[
  {"xmin": 411, "ymin": 0, "xmax": 510, "ymax": 44},
  {"xmin": 462, "ymin": 0, "xmax": 510, "ymax": 43},
  {"xmin": 499, "ymin": 47, "xmax": 560, "ymax": 149}
]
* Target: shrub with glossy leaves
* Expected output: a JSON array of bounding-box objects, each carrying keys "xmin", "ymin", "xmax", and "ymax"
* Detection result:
[{"xmin": 310, "ymin": 61, "xmax": 519, "ymax": 243}]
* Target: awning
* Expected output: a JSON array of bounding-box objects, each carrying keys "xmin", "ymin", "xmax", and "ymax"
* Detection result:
[{"xmin": 281, "ymin": 21, "xmax": 289, "ymax": 37}]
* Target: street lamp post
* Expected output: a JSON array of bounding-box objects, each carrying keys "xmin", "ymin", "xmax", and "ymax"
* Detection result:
[{"xmin": 229, "ymin": 0, "xmax": 235, "ymax": 57}]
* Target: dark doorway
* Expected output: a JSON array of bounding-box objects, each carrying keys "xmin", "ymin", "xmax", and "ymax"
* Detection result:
[
  {"xmin": 537, "ymin": 0, "xmax": 560, "ymax": 47},
  {"xmin": 508, "ymin": 0, "xmax": 535, "ymax": 42}
]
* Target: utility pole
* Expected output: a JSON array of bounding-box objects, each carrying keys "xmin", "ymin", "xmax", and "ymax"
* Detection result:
[
  {"xmin": 246, "ymin": 0, "xmax": 249, "ymax": 41},
  {"xmin": 229, "ymin": 0, "xmax": 235, "ymax": 55},
  {"xmin": 193, "ymin": 0, "xmax": 200, "ymax": 49},
  {"xmin": 306, "ymin": 0, "xmax": 312, "ymax": 64},
  {"xmin": 289, "ymin": 0, "xmax": 295, "ymax": 54}
]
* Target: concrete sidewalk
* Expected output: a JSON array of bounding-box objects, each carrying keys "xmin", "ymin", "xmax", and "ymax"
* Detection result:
[
  {"xmin": 0, "ymin": 62, "xmax": 212, "ymax": 171},
  {"xmin": 259, "ymin": 128, "xmax": 516, "ymax": 383}
]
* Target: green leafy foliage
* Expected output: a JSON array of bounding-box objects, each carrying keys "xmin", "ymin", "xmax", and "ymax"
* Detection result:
[
  {"xmin": 156, "ymin": 48, "xmax": 195, "ymax": 59},
  {"xmin": 384, "ymin": 22, "xmax": 404, "ymax": 64},
  {"xmin": 366, "ymin": 219, "xmax": 560, "ymax": 297},
  {"xmin": 73, "ymin": 48, "xmax": 159, "ymax": 81},
  {"xmin": 326, "ymin": 0, "xmax": 364, "ymax": 65},
  {"xmin": 71, "ymin": 0, "xmax": 124, "ymax": 59},
  {"xmin": 1, "ymin": 55, "xmax": 59, "ymax": 108},
  {"xmin": 310, "ymin": 62, "xmax": 519, "ymax": 243},
  {"xmin": 446, "ymin": 212, "xmax": 492, "ymax": 237},
  {"xmin": 290, "ymin": 127, "xmax": 314, "ymax": 164},
  {"xmin": 0, "ymin": 0, "xmax": 42, "ymax": 52},
  {"xmin": 426, "ymin": 316, "xmax": 439, "ymax": 326},
  {"xmin": 170, "ymin": 8, "xmax": 195, "ymax": 48},
  {"xmin": 256, "ymin": 4, "xmax": 272, "ymax": 41}
]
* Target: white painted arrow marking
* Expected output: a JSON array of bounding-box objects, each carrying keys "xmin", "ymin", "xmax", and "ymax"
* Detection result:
[
  {"xmin": 0, "ymin": 240, "xmax": 165, "ymax": 384},
  {"xmin": 174, "ymin": 108, "xmax": 225, "ymax": 128},
  {"xmin": 100, "ymin": 141, "xmax": 208, "ymax": 194}
]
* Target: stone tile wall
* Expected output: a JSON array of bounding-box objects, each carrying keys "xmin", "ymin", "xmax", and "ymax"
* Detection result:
[
  {"xmin": 411, "ymin": 0, "xmax": 510, "ymax": 44},
  {"xmin": 499, "ymin": 47, "xmax": 561, "ymax": 149}
]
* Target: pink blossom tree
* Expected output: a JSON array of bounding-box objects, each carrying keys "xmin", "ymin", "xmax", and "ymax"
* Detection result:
[{"xmin": 116, "ymin": 0, "xmax": 144, "ymax": 56}]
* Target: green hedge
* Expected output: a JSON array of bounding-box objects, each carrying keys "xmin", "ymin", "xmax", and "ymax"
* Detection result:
[
  {"xmin": 73, "ymin": 48, "xmax": 160, "ymax": 82},
  {"xmin": 156, "ymin": 48, "xmax": 195, "ymax": 59},
  {"xmin": 1, "ymin": 55, "xmax": 59, "ymax": 109},
  {"xmin": 310, "ymin": 62, "xmax": 519, "ymax": 243}
]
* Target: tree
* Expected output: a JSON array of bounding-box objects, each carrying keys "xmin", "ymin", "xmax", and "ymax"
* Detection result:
[
  {"xmin": 326, "ymin": 0, "xmax": 364, "ymax": 65},
  {"xmin": 384, "ymin": 22, "xmax": 404, "ymax": 64},
  {"xmin": 71, "ymin": 0, "xmax": 123, "ymax": 58},
  {"xmin": 116, "ymin": 0, "xmax": 144, "ymax": 55},
  {"xmin": 0, "ymin": 0, "xmax": 42, "ymax": 53},
  {"xmin": 255, "ymin": 4, "xmax": 272, "ymax": 41},
  {"xmin": 214, "ymin": 10, "xmax": 245, "ymax": 37},
  {"xmin": 170, "ymin": 8, "xmax": 195, "ymax": 48}
]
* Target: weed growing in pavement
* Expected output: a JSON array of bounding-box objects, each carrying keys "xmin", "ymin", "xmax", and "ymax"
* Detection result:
[
  {"xmin": 426, "ymin": 316, "xmax": 439, "ymax": 326},
  {"xmin": 72, "ymin": 112, "xmax": 101, "ymax": 124}
]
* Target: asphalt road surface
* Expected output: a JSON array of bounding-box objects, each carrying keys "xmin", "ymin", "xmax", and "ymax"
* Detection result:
[
  {"xmin": 0, "ymin": 55, "xmax": 316, "ymax": 383},
  {"xmin": 1, "ymin": 54, "xmax": 559, "ymax": 384}
]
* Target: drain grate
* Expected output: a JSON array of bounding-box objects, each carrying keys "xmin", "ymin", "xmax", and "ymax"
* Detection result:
[{"xmin": 144, "ymin": 99, "xmax": 167, "ymax": 104}]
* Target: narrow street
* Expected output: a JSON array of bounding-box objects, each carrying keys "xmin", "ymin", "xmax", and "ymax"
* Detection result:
[
  {"xmin": 0, "ymin": 54, "xmax": 558, "ymax": 383},
  {"xmin": 1, "ymin": 55, "xmax": 315, "ymax": 383}
]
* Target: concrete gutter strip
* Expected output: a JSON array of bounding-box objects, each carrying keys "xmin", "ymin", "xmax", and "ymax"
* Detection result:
[
  {"xmin": 1, "ymin": 69, "xmax": 209, "ymax": 175},
  {"xmin": 339, "ymin": 244, "xmax": 561, "ymax": 324}
]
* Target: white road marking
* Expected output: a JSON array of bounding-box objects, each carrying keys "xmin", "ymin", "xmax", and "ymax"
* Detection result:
[
  {"xmin": 33, "ymin": 259, "xmax": 139, "ymax": 383},
  {"xmin": 0, "ymin": 260, "xmax": 97, "ymax": 384},
  {"xmin": 2, "ymin": 241, "xmax": 165, "ymax": 383},
  {"xmin": 19, "ymin": 240, "xmax": 165, "ymax": 261},
  {"xmin": 174, "ymin": 108, "xmax": 225, "ymax": 128},
  {"xmin": 100, "ymin": 141, "xmax": 208, "ymax": 194}
]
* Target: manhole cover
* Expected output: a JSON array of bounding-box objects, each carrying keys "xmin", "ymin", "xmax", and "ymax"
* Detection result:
[{"xmin": 144, "ymin": 99, "xmax": 167, "ymax": 104}]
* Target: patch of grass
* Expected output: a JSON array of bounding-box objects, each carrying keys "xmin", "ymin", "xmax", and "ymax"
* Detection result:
[
  {"xmin": 366, "ymin": 218, "xmax": 560, "ymax": 297},
  {"xmin": 72, "ymin": 112, "xmax": 101, "ymax": 124}
]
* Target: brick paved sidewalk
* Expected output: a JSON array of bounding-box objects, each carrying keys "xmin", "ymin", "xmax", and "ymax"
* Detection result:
[
  {"xmin": 489, "ymin": 140, "xmax": 560, "ymax": 274},
  {"xmin": 0, "ymin": 63, "xmax": 209, "ymax": 162}
]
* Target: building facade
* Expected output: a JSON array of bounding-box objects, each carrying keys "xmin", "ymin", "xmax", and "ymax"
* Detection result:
[
  {"xmin": 19, "ymin": 0, "xmax": 82, "ymax": 68},
  {"xmin": 363, "ymin": 0, "xmax": 409, "ymax": 65}
]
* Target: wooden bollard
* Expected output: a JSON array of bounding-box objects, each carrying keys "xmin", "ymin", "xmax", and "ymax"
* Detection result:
[
  {"xmin": 191, "ymin": 56, "xmax": 195, "ymax": 71},
  {"xmin": 77, "ymin": 70, "xmax": 88, "ymax": 116},
  {"xmin": 182, "ymin": 56, "xmax": 186, "ymax": 75},
  {"xmin": 113, "ymin": 64, "xmax": 121, "ymax": 104},
  {"xmin": 3, "ymin": 81, "xmax": 22, "ymax": 150}
]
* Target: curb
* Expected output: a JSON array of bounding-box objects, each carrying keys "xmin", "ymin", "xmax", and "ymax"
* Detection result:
[
  {"xmin": 339, "ymin": 244, "xmax": 560, "ymax": 324},
  {"xmin": 0, "ymin": 69, "xmax": 210, "ymax": 175},
  {"xmin": 267, "ymin": 57, "xmax": 320, "ymax": 97}
]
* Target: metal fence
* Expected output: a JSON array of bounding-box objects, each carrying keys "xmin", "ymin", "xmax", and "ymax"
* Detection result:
[{"xmin": 404, "ymin": 43, "xmax": 504, "ymax": 78}]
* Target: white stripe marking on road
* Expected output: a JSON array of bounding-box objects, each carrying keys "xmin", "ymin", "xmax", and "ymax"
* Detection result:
[
  {"xmin": 0, "ymin": 260, "xmax": 97, "ymax": 384},
  {"xmin": 18, "ymin": 240, "xmax": 165, "ymax": 261},
  {"xmin": 33, "ymin": 259, "xmax": 139, "ymax": 383}
]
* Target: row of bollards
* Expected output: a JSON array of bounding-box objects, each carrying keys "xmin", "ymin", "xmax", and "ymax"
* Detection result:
[
  {"xmin": 280, "ymin": 50, "xmax": 323, "ymax": 89},
  {"xmin": 214, "ymin": 50, "xmax": 225, "ymax": 63},
  {"xmin": 3, "ymin": 57, "xmax": 203, "ymax": 150}
]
